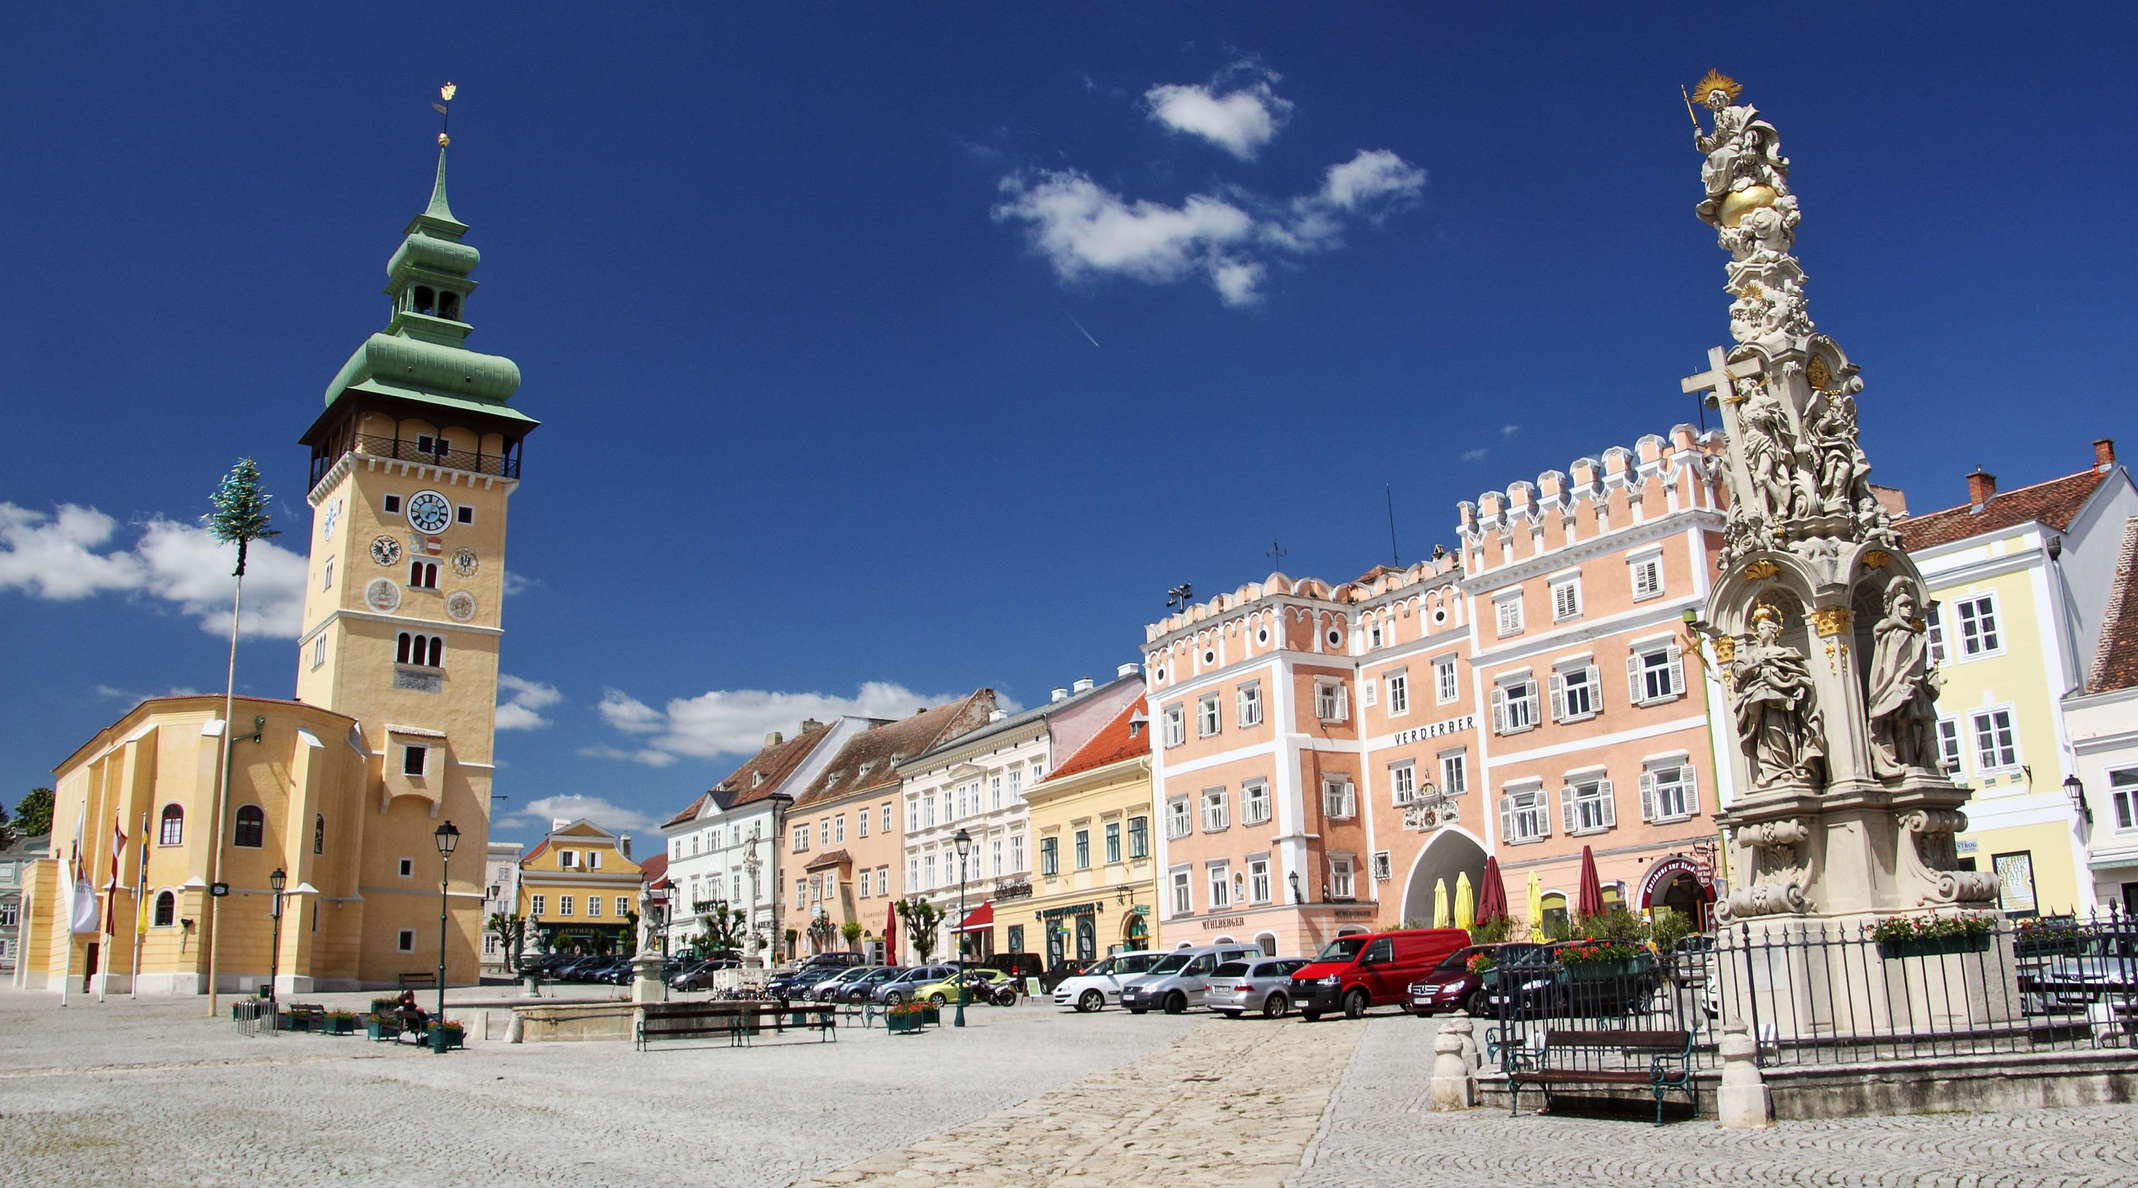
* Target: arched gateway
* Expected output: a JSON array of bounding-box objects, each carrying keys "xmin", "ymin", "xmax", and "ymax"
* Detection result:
[{"xmin": 1399, "ymin": 829, "xmax": 1488, "ymax": 926}]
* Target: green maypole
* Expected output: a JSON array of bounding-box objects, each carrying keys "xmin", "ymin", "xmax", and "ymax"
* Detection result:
[{"xmin": 200, "ymin": 458, "xmax": 278, "ymax": 1017}]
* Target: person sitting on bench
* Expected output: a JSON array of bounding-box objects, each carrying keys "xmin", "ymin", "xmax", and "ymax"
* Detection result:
[{"xmin": 395, "ymin": 990, "xmax": 431, "ymax": 1037}]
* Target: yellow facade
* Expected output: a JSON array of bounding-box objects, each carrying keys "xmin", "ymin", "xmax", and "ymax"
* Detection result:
[
  {"xmin": 1004, "ymin": 713, "xmax": 1157, "ymax": 967},
  {"xmin": 1923, "ymin": 530, "xmax": 2087, "ymax": 913},
  {"xmin": 519, "ymin": 821, "xmax": 644, "ymax": 956}
]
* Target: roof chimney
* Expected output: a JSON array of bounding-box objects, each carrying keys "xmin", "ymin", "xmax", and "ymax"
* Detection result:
[
  {"xmin": 1050, "ymin": 687, "xmax": 1069, "ymax": 702},
  {"xmin": 1116, "ymin": 662, "xmax": 1140, "ymax": 679},
  {"xmin": 1966, "ymin": 468, "xmax": 1997, "ymax": 509},
  {"xmin": 763, "ymin": 731, "xmax": 783, "ymax": 748},
  {"xmin": 2097, "ymin": 438, "xmax": 2117, "ymax": 471},
  {"xmin": 800, "ymin": 718, "xmax": 824, "ymax": 733},
  {"xmin": 618, "ymin": 834, "xmax": 632, "ymax": 860},
  {"xmin": 1072, "ymin": 676, "xmax": 1094, "ymax": 694},
  {"xmin": 988, "ymin": 709, "xmax": 1007, "ymax": 723}
]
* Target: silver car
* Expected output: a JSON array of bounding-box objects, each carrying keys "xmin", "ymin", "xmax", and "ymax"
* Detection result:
[
  {"xmin": 1206, "ymin": 957, "xmax": 1309, "ymax": 1019},
  {"xmin": 811, "ymin": 965, "xmax": 880, "ymax": 999},
  {"xmin": 1119, "ymin": 944, "xmax": 1265, "ymax": 1015}
]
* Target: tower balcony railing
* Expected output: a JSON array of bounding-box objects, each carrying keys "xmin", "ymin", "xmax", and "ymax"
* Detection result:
[{"xmin": 312, "ymin": 432, "xmax": 524, "ymax": 487}]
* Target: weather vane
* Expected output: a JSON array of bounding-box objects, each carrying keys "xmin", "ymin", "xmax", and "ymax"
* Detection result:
[
  {"xmin": 1267, "ymin": 540, "xmax": 1288, "ymax": 568},
  {"xmin": 432, "ymin": 81, "xmax": 457, "ymax": 146}
]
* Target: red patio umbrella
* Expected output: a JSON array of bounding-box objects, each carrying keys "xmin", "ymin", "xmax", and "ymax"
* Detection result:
[
  {"xmin": 1475, "ymin": 856, "xmax": 1509, "ymax": 925},
  {"xmin": 1575, "ymin": 844, "xmax": 1605, "ymax": 919},
  {"xmin": 885, "ymin": 902, "xmax": 898, "ymax": 959}
]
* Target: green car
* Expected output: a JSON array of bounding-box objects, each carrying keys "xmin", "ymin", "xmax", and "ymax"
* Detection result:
[{"xmin": 911, "ymin": 968, "xmax": 1013, "ymax": 1006}]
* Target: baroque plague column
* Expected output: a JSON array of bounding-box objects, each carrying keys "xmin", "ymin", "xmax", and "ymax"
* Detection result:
[{"xmin": 1678, "ymin": 72, "xmax": 1998, "ymax": 936}]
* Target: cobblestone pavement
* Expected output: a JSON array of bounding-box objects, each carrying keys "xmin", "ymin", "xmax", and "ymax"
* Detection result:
[
  {"xmin": 802, "ymin": 1015, "xmax": 1365, "ymax": 1187},
  {"xmin": 1294, "ymin": 1014, "xmax": 2138, "ymax": 1188},
  {"xmin": 0, "ymin": 989, "xmax": 1198, "ymax": 1187}
]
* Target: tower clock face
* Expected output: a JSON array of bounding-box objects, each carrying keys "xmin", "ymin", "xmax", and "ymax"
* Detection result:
[
  {"xmin": 406, "ymin": 490, "xmax": 453, "ymax": 535},
  {"xmin": 370, "ymin": 536, "xmax": 403, "ymax": 566},
  {"xmin": 322, "ymin": 500, "xmax": 340, "ymax": 540},
  {"xmin": 452, "ymin": 547, "xmax": 479, "ymax": 577}
]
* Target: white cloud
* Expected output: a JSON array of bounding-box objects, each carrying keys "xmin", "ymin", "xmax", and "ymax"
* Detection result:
[
  {"xmin": 1321, "ymin": 149, "xmax": 1427, "ymax": 211},
  {"xmin": 495, "ymin": 674, "xmax": 563, "ymax": 731},
  {"xmin": 1144, "ymin": 65, "xmax": 1294, "ymax": 160},
  {"xmin": 1461, "ymin": 448, "xmax": 1490, "ymax": 462},
  {"xmin": 502, "ymin": 570, "xmax": 539, "ymax": 597},
  {"xmin": 1501, "ymin": 424, "xmax": 1521, "ymax": 438},
  {"xmin": 0, "ymin": 502, "xmax": 306, "ymax": 638},
  {"xmin": 510, "ymin": 794, "xmax": 665, "ymax": 836},
  {"xmin": 94, "ymin": 683, "xmax": 205, "ymax": 701},
  {"xmin": 994, "ymin": 73, "xmax": 1425, "ymax": 308},
  {"xmin": 586, "ymin": 681, "xmax": 1017, "ymax": 770}
]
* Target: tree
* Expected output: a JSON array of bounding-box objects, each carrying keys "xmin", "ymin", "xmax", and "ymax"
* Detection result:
[
  {"xmin": 696, "ymin": 899, "xmax": 749, "ymax": 956},
  {"xmin": 895, "ymin": 897, "xmax": 944, "ymax": 964},
  {"xmin": 0, "ymin": 801, "xmax": 14, "ymax": 850},
  {"xmin": 840, "ymin": 920, "xmax": 863, "ymax": 948},
  {"xmin": 201, "ymin": 457, "xmax": 277, "ymax": 1017},
  {"xmin": 487, "ymin": 913, "xmax": 526, "ymax": 972},
  {"xmin": 15, "ymin": 787, "xmax": 53, "ymax": 839}
]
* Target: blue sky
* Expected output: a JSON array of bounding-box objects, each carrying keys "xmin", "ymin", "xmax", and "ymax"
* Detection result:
[{"xmin": 3, "ymin": 3, "xmax": 2130, "ymax": 844}]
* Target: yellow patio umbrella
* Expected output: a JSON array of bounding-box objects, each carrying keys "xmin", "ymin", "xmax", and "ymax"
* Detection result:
[
  {"xmin": 1432, "ymin": 879, "xmax": 1451, "ymax": 928},
  {"xmin": 1526, "ymin": 871, "xmax": 1544, "ymax": 933},
  {"xmin": 1454, "ymin": 872, "xmax": 1476, "ymax": 931}
]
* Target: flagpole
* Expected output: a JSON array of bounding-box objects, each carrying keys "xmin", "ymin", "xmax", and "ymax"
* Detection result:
[
  {"xmin": 59, "ymin": 835, "xmax": 77, "ymax": 1008},
  {"xmin": 131, "ymin": 812, "xmax": 148, "ymax": 1000}
]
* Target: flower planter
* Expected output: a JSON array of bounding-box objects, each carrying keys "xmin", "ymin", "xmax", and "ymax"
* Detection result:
[
  {"xmin": 2015, "ymin": 937, "xmax": 2084, "ymax": 959},
  {"xmin": 426, "ymin": 1024, "xmax": 465, "ymax": 1052},
  {"xmin": 277, "ymin": 1012, "xmax": 308, "ymax": 1031},
  {"xmin": 1877, "ymin": 933, "xmax": 1992, "ymax": 961},
  {"xmin": 1563, "ymin": 959, "xmax": 1638, "ymax": 980},
  {"xmin": 323, "ymin": 1016, "xmax": 357, "ymax": 1036},
  {"xmin": 920, "ymin": 1006, "xmax": 941, "ymax": 1026},
  {"xmin": 885, "ymin": 1013, "xmax": 924, "ymax": 1035},
  {"xmin": 365, "ymin": 1015, "xmax": 399, "ymax": 1041}
]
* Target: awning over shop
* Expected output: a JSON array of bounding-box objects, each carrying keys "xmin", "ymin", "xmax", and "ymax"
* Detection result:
[{"xmin": 954, "ymin": 901, "xmax": 994, "ymax": 933}]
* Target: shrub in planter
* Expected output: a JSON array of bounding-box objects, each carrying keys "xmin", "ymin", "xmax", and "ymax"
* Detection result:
[
  {"xmin": 324, "ymin": 1011, "xmax": 359, "ymax": 1036},
  {"xmin": 365, "ymin": 1012, "xmax": 400, "ymax": 1041},
  {"xmin": 1559, "ymin": 939, "xmax": 1642, "ymax": 978},
  {"xmin": 370, "ymin": 997, "xmax": 401, "ymax": 1016},
  {"xmin": 426, "ymin": 1020, "xmax": 466, "ymax": 1051},
  {"xmin": 2014, "ymin": 917, "xmax": 2086, "ymax": 957},
  {"xmin": 885, "ymin": 1001, "xmax": 928, "ymax": 1036}
]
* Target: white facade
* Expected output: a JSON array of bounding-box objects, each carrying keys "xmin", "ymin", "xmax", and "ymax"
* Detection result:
[
  {"xmin": 480, "ymin": 840, "xmax": 521, "ymax": 978},
  {"xmin": 2066, "ymin": 683, "xmax": 2138, "ymax": 911}
]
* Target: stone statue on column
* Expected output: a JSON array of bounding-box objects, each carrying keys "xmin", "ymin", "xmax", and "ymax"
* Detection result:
[
  {"xmin": 1728, "ymin": 603, "xmax": 1826, "ymax": 787},
  {"xmin": 1866, "ymin": 582, "xmax": 1941, "ymax": 778}
]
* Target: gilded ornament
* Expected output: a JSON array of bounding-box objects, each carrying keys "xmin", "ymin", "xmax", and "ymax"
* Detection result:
[
  {"xmin": 1692, "ymin": 69, "xmax": 1743, "ymax": 106},
  {"xmin": 1862, "ymin": 549, "xmax": 1893, "ymax": 569},
  {"xmin": 1805, "ymin": 355, "xmax": 1833, "ymax": 391},
  {"xmin": 1713, "ymin": 634, "xmax": 1738, "ymax": 664},
  {"xmin": 1741, "ymin": 560, "xmax": 1781, "ymax": 580},
  {"xmin": 1809, "ymin": 606, "xmax": 1852, "ymax": 637}
]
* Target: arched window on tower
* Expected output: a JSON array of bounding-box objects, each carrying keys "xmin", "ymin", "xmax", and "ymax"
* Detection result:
[
  {"xmin": 153, "ymin": 891, "xmax": 176, "ymax": 927},
  {"xmin": 158, "ymin": 804, "xmax": 184, "ymax": 846},
  {"xmin": 396, "ymin": 631, "xmax": 445, "ymax": 669},
  {"xmin": 233, "ymin": 805, "xmax": 265, "ymax": 849},
  {"xmin": 409, "ymin": 560, "xmax": 438, "ymax": 590},
  {"xmin": 412, "ymin": 286, "xmax": 436, "ymax": 316},
  {"xmin": 314, "ymin": 814, "xmax": 326, "ymax": 855}
]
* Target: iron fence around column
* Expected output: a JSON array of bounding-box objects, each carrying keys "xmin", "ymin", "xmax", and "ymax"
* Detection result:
[{"xmin": 1486, "ymin": 906, "xmax": 2138, "ymax": 1076}]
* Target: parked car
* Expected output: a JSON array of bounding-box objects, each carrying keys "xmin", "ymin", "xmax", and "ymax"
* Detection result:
[
  {"xmin": 1293, "ymin": 928, "xmax": 1470, "ymax": 1021},
  {"xmin": 1040, "ymin": 960, "xmax": 1092, "ymax": 994},
  {"xmin": 872, "ymin": 964, "xmax": 959, "ymax": 1005},
  {"xmin": 2019, "ymin": 934, "xmax": 2138, "ymax": 1015},
  {"xmin": 841, "ymin": 966, "xmax": 909, "ymax": 1003},
  {"xmin": 810, "ymin": 965, "xmax": 882, "ymax": 999},
  {"xmin": 669, "ymin": 958, "xmax": 741, "ymax": 991},
  {"xmin": 803, "ymin": 951, "xmax": 869, "ymax": 970},
  {"xmin": 551, "ymin": 956, "xmax": 602, "ymax": 981},
  {"xmin": 1120, "ymin": 944, "xmax": 1265, "ymax": 1015},
  {"xmin": 1207, "ymin": 957, "xmax": 1310, "ymax": 1019},
  {"xmin": 1407, "ymin": 943, "xmax": 1545, "ymax": 1017},
  {"xmin": 910, "ymin": 968, "xmax": 1014, "ymax": 1006},
  {"xmin": 986, "ymin": 953, "xmax": 1045, "ymax": 985},
  {"xmin": 1051, "ymin": 951, "xmax": 1165, "ymax": 1012},
  {"xmin": 1484, "ymin": 943, "xmax": 1664, "ymax": 1019}
]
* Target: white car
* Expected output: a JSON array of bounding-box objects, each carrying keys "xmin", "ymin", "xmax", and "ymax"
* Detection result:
[{"xmin": 1052, "ymin": 951, "xmax": 1165, "ymax": 1012}]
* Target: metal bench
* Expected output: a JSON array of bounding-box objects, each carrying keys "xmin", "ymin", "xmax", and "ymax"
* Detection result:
[
  {"xmin": 634, "ymin": 1003, "xmax": 836, "ymax": 1051},
  {"xmin": 1505, "ymin": 1028, "xmax": 1694, "ymax": 1124},
  {"xmin": 397, "ymin": 972, "xmax": 438, "ymax": 991}
]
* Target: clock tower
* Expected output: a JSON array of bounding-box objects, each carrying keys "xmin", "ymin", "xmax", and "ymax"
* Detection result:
[{"xmin": 295, "ymin": 116, "xmax": 537, "ymax": 979}]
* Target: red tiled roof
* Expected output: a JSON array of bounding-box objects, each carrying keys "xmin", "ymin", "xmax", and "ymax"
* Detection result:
[
  {"xmin": 1042, "ymin": 697, "xmax": 1149, "ymax": 784},
  {"xmin": 1896, "ymin": 468, "xmax": 2108, "ymax": 551},
  {"xmin": 2090, "ymin": 517, "xmax": 2138, "ymax": 694},
  {"xmin": 658, "ymin": 720, "xmax": 841, "ymax": 828},
  {"xmin": 789, "ymin": 690, "xmax": 998, "ymax": 810},
  {"xmin": 639, "ymin": 852, "xmax": 669, "ymax": 888}
]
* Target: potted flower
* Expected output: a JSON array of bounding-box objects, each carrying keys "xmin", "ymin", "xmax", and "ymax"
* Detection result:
[
  {"xmin": 365, "ymin": 1012, "xmax": 400, "ymax": 1041},
  {"xmin": 2013, "ymin": 917, "xmax": 2085, "ymax": 958},
  {"xmin": 426, "ymin": 1019, "xmax": 466, "ymax": 1052},
  {"xmin": 1465, "ymin": 952, "xmax": 1496, "ymax": 975},
  {"xmin": 1557, "ymin": 938, "xmax": 1642, "ymax": 979},
  {"xmin": 1871, "ymin": 913, "xmax": 1995, "ymax": 960},
  {"xmin": 323, "ymin": 1010, "xmax": 359, "ymax": 1036},
  {"xmin": 885, "ymin": 1001, "xmax": 929, "ymax": 1035}
]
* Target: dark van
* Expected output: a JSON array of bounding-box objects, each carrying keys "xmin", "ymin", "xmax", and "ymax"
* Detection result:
[{"xmin": 1291, "ymin": 928, "xmax": 1470, "ymax": 1021}]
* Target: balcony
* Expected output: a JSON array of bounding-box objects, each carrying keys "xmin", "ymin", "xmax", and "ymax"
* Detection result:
[{"xmin": 311, "ymin": 431, "xmax": 523, "ymax": 487}]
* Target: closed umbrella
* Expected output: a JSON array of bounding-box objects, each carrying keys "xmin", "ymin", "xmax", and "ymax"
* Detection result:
[
  {"xmin": 1432, "ymin": 879, "xmax": 1451, "ymax": 928},
  {"xmin": 1526, "ymin": 872, "xmax": 1544, "ymax": 932},
  {"xmin": 1454, "ymin": 872, "xmax": 1476, "ymax": 931},
  {"xmin": 1576, "ymin": 845, "xmax": 1605, "ymax": 920},
  {"xmin": 1476, "ymin": 856, "xmax": 1509, "ymax": 926},
  {"xmin": 885, "ymin": 902, "xmax": 898, "ymax": 962}
]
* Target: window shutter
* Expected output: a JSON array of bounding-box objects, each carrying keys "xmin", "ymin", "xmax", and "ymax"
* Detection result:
[
  {"xmin": 1667, "ymin": 644, "xmax": 1686, "ymax": 697},
  {"xmin": 1549, "ymin": 672, "xmax": 1566, "ymax": 722},
  {"xmin": 1626, "ymin": 652, "xmax": 1644, "ymax": 704},
  {"xmin": 1560, "ymin": 788, "xmax": 1577, "ymax": 835},
  {"xmin": 1586, "ymin": 665, "xmax": 1603, "ymax": 712},
  {"xmin": 1639, "ymin": 769, "xmax": 1656, "ymax": 822},
  {"xmin": 1491, "ymin": 686, "xmax": 1508, "ymax": 734},
  {"xmin": 1684, "ymin": 766, "xmax": 1699, "ymax": 816},
  {"xmin": 1598, "ymin": 779, "xmax": 1616, "ymax": 828},
  {"xmin": 1499, "ymin": 794, "xmax": 1516, "ymax": 841}
]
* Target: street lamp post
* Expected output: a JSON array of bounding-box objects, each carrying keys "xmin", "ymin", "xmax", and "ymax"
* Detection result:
[
  {"xmin": 432, "ymin": 821, "xmax": 460, "ymax": 1052},
  {"xmin": 650, "ymin": 885, "xmax": 671, "ymax": 1001},
  {"xmin": 266, "ymin": 867, "xmax": 287, "ymax": 1010},
  {"xmin": 953, "ymin": 827, "xmax": 973, "ymax": 1029}
]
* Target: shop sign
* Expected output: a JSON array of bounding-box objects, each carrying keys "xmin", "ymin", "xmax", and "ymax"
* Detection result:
[
  {"xmin": 1392, "ymin": 714, "xmax": 1476, "ymax": 746},
  {"xmin": 1200, "ymin": 916, "xmax": 1246, "ymax": 931}
]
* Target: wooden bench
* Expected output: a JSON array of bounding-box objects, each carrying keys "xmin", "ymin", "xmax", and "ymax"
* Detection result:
[
  {"xmin": 281, "ymin": 1002, "xmax": 328, "ymax": 1032},
  {"xmin": 635, "ymin": 1003, "xmax": 837, "ymax": 1051},
  {"xmin": 1505, "ymin": 1028, "xmax": 1694, "ymax": 1125},
  {"xmin": 397, "ymin": 972, "xmax": 438, "ymax": 991}
]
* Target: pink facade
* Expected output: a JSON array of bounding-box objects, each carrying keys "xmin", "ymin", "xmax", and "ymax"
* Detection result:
[{"xmin": 1143, "ymin": 424, "xmax": 1733, "ymax": 957}]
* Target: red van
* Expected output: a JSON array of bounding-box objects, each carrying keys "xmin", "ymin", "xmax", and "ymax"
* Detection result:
[{"xmin": 1291, "ymin": 928, "xmax": 1470, "ymax": 1021}]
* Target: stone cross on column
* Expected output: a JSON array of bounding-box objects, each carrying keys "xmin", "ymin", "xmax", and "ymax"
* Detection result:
[{"xmin": 1679, "ymin": 345, "xmax": 1762, "ymax": 407}]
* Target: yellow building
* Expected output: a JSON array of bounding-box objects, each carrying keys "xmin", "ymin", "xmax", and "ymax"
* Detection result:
[
  {"xmin": 22, "ymin": 125, "xmax": 535, "ymax": 995},
  {"xmin": 1007, "ymin": 698, "xmax": 1157, "ymax": 966},
  {"xmin": 1899, "ymin": 442, "xmax": 2135, "ymax": 914},
  {"xmin": 518, "ymin": 821, "xmax": 643, "ymax": 956}
]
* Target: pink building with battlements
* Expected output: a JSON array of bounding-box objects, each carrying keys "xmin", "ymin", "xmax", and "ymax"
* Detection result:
[{"xmin": 1141, "ymin": 423, "xmax": 1735, "ymax": 957}]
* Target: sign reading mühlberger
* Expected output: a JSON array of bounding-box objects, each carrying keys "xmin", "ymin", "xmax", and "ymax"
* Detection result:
[{"xmin": 1200, "ymin": 916, "xmax": 1246, "ymax": 931}]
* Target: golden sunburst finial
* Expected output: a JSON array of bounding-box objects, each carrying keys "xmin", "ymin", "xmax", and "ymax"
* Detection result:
[
  {"xmin": 1693, "ymin": 69, "xmax": 1742, "ymax": 106},
  {"xmin": 1751, "ymin": 601, "xmax": 1783, "ymax": 630}
]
